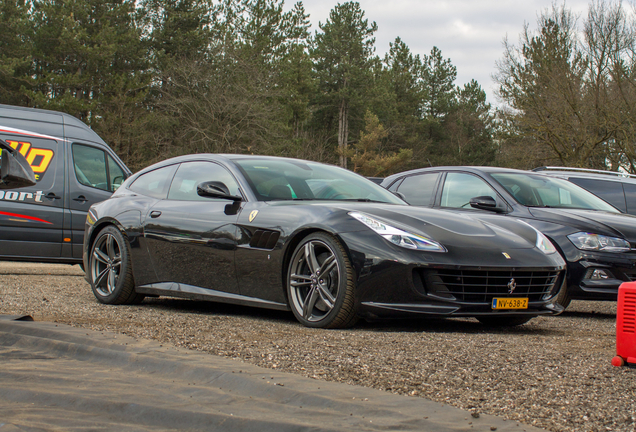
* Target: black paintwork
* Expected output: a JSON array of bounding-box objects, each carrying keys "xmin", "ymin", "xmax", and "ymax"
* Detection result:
[
  {"xmin": 382, "ymin": 166, "xmax": 636, "ymax": 301},
  {"xmin": 84, "ymin": 155, "xmax": 566, "ymax": 320}
]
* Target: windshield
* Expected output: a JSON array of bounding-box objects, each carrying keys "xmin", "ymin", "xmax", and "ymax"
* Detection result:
[
  {"xmin": 232, "ymin": 158, "xmax": 405, "ymax": 204},
  {"xmin": 491, "ymin": 172, "xmax": 620, "ymax": 212}
]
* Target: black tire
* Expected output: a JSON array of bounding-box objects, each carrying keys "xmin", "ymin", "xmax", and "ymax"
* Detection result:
[
  {"xmin": 477, "ymin": 316, "xmax": 534, "ymax": 327},
  {"xmin": 554, "ymin": 282, "xmax": 572, "ymax": 310},
  {"xmin": 89, "ymin": 225, "xmax": 144, "ymax": 305},
  {"xmin": 287, "ymin": 232, "xmax": 358, "ymax": 328}
]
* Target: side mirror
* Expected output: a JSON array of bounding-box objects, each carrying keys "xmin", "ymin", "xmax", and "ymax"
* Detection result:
[
  {"xmin": 469, "ymin": 195, "xmax": 506, "ymax": 213},
  {"xmin": 0, "ymin": 144, "xmax": 36, "ymax": 189},
  {"xmin": 197, "ymin": 181, "xmax": 242, "ymax": 202}
]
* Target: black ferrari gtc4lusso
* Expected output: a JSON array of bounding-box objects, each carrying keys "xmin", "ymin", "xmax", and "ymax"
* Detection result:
[{"xmin": 84, "ymin": 155, "xmax": 566, "ymax": 328}]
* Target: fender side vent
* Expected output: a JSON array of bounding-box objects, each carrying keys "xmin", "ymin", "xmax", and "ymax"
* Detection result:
[{"xmin": 249, "ymin": 229, "xmax": 280, "ymax": 250}]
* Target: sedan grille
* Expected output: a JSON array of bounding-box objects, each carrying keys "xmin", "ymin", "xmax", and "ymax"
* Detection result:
[{"xmin": 417, "ymin": 269, "xmax": 561, "ymax": 302}]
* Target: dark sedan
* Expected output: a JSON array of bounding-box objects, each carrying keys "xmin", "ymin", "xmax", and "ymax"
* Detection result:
[
  {"xmin": 382, "ymin": 166, "xmax": 636, "ymax": 309},
  {"xmin": 84, "ymin": 156, "xmax": 565, "ymax": 328}
]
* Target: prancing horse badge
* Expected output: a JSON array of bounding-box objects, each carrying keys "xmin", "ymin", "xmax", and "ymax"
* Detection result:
[{"xmin": 249, "ymin": 210, "xmax": 259, "ymax": 222}]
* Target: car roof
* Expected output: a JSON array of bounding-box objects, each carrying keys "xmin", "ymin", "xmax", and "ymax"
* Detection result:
[
  {"xmin": 383, "ymin": 166, "xmax": 537, "ymax": 184},
  {"xmin": 533, "ymin": 167, "xmax": 636, "ymax": 184}
]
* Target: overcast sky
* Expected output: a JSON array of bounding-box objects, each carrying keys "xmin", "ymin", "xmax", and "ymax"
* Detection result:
[{"xmin": 290, "ymin": 0, "xmax": 591, "ymax": 104}]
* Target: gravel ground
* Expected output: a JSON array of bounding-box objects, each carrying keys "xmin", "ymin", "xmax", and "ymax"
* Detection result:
[{"xmin": 1, "ymin": 262, "xmax": 635, "ymax": 432}]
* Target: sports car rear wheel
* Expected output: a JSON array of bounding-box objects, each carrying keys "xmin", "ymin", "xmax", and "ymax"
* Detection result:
[
  {"xmin": 287, "ymin": 232, "xmax": 357, "ymax": 328},
  {"xmin": 89, "ymin": 225, "xmax": 144, "ymax": 305}
]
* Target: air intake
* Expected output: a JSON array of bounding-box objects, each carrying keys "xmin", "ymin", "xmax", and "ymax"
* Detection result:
[{"xmin": 249, "ymin": 229, "xmax": 280, "ymax": 250}]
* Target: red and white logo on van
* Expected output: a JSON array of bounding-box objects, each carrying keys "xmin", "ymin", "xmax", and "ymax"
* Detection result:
[{"xmin": 6, "ymin": 140, "xmax": 54, "ymax": 181}]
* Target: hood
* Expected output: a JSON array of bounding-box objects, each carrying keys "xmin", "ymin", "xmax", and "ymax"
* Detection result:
[
  {"xmin": 267, "ymin": 201, "xmax": 541, "ymax": 250},
  {"xmin": 528, "ymin": 208, "xmax": 636, "ymax": 241}
]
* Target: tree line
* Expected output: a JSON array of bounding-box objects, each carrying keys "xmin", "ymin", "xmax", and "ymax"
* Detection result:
[
  {"xmin": 2, "ymin": 0, "xmax": 633, "ymax": 174},
  {"xmin": 0, "ymin": 0, "xmax": 494, "ymax": 173},
  {"xmin": 496, "ymin": 0, "xmax": 636, "ymax": 172}
]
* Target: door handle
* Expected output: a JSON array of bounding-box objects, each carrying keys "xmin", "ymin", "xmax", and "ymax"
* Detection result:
[
  {"xmin": 73, "ymin": 195, "xmax": 88, "ymax": 203},
  {"xmin": 46, "ymin": 192, "xmax": 61, "ymax": 200},
  {"xmin": 150, "ymin": 211, "xmax": 162, "ymax": 218}
]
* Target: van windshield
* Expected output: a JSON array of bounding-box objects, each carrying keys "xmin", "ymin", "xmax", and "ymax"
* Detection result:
[{"xmin": 491, "ymin": 173, "xmax": 620, "ymax": 212}]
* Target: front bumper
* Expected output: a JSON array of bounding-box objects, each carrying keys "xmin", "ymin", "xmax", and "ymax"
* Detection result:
[
  {"xmin": 567, "ymin": 252, "xmax": 636, "ymax": 301},
  {"xmin": 339, "ymin": 231, "xmax": 566, "ymax": 320}
]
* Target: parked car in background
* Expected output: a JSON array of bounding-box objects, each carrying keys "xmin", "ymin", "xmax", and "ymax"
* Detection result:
[
  {"xmin": 382, "ymin": 166, "xmax": 636, "ymax": 309},
  {"xmin": 0, "ymin": 104, "xmax": 131, "ymax": 264},
  {"xmin": 84, "ymin": 155, "xmax": 565, "ymax": 328},
  {"xmin": 533, "ymin": 166, "xmax": 636, "ymax": 215}
]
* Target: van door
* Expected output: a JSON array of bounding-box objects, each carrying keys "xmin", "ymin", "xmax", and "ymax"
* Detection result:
[
  {"xmin": 68, "ymin": 143, "xmax": 127, "ymax": 258},
  {"xmin": 0, "ymin": 134, "xmax": 65, "ymax": 259}
]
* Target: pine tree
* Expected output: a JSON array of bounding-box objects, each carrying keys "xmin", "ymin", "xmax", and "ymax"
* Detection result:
[{"xmin": 312, "ymin": 1, "xmax": 378, "ymax": 168}]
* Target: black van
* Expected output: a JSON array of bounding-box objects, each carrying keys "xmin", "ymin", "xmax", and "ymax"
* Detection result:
[{"xmin": 0, "ymin": 104, "xmax": 131, "ymax": 264}]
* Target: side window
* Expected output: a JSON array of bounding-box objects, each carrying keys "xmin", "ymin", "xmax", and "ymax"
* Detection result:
[
  {"xmin": 129, "ymin": 164, "xmax": 178, "ymax": 199},
  {"xmin": 569, "ymin": 177, "xmax": 626, "ymax": 212},
  {"xmin": 72, "ymin": 144, "xmax": 126, "ymax": 192},
  {"xmin": 108, "ymin": 155, "xmax": 126, "ymax": 191},
  {"xmin": 168, "ymin": 161, "xmax": 241, "ymax": 201},
  {"xmin": 623, "ymin": 183, "xmax": 636, "ymax": 215},
  {"xmin": 396, "ymin": 173, "xmax": 439, "ymax": 206},
  {"xmin": 73, "ymin": 144, "xmax": 107, "ymax": 190},
  {"xmin": 440, "ymin": 172, "xmax": 498, "ymax": 208}
]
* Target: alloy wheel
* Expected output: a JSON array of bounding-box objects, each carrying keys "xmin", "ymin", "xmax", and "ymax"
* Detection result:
[
  {"xmin": 91, "ymin": 232, "xmax": 123, "ymax": 297},
  {"xmin": 289, "ymin": 239, "xmax": 340, "ymax": 323}
]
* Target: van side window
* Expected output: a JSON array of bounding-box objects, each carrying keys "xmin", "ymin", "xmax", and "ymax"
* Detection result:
[
  {"xmin": 129, "ymin": 164, "xmax": 178, "ymax": 199},
  {"xmin": 108, "ymin": 154, "xmax": 126, "ymax": 191},
  {"xmin": 72, "ymin": 144, "xmax": 126, "ymax": 192}
]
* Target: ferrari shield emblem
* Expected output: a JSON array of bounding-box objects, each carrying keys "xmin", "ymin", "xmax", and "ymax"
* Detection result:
[
  {"xmin": 502, "ymin": 252, "xmax": 511, "ymax": 259},
  {"xmin": 249, "ymin": 210, "xmax": 259, "ymax": 222}
]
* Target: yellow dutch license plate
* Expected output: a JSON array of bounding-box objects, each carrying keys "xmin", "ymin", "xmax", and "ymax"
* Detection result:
[{"xmin": 491, "ymin": 298, "xmax": 528, "ymax": 310}]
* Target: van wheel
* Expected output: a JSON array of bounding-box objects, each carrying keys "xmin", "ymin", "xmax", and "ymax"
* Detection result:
[{"xmin": 89, "ymin": 225, "xmax": 144, "ymax": 305}]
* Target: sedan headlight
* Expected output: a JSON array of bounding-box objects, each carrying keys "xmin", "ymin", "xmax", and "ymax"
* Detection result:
[
  {"xmin": 349, "ymin": 212, "xmax": 446, "ymax": 252},
  {"xmin": 567, "ymin": 232, "xmax": 630, "ymax": 253}
]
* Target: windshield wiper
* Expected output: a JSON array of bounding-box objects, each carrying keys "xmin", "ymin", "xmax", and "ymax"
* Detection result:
[{"xmin": 339, "ymin": 198, "xmax": 385, "ymax": 203}]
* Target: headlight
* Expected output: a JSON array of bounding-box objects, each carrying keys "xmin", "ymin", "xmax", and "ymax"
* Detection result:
[
  {"xmin": 516, "ymin": 219, "xmax": 556, "ymax": 254},
  {"xmin": 567, "ymin": 232, "xmax": 630, "ymax": 253},
  {"xmin": 349, "ymin": 212, "xmax": 446, "ymax": 252}
]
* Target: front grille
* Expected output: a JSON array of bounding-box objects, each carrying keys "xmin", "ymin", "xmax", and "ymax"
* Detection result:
[{"xmin": 418, "ymin": 269, "xmax": 561, "ymax": 303}]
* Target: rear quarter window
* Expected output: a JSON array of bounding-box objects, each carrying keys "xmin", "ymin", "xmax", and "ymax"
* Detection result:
[{"xmin": 129, "ymin": 165, "xmax": 178, "ymax": 199}]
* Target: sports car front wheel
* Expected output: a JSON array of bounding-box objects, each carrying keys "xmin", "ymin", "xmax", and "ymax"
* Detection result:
[
  {"xmin": 89, "ymin": 225, "xmax": 144, "ymax": 305},
  {"xmin": 287, "ymin": 232, "xmax": 358, "ymax": 328}
]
